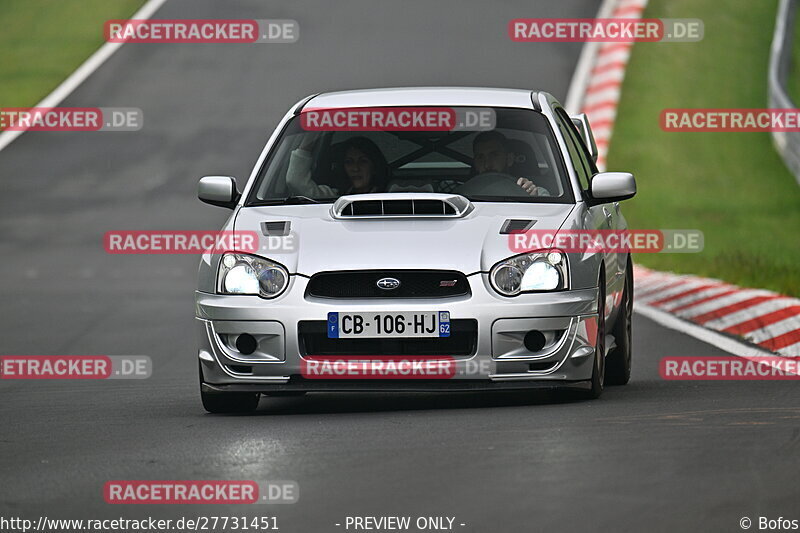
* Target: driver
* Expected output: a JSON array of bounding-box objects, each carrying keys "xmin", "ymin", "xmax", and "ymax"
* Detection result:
[{"xmin": 472, "ymin": 131, "xmax": 551, "ymax": 196}]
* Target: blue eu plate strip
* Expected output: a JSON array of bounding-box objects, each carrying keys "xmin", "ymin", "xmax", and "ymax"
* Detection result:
[
  {"xmin": 439, "ymin": 311, "xmax": 450, "ymax": 338},
  {"xmin": 327, "ymin": 312, "xmax": 339, "ymax": 339}
]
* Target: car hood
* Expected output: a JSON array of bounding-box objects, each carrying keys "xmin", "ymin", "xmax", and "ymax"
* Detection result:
[{"xmin": 235, "ymin": 201, "xmax": 574, "ymax": 275}]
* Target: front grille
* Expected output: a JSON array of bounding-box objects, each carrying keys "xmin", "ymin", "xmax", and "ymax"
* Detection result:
[
  {"xmin": 298, "ymin": 319, "xmax": 477, "ymax": 356},
  {"xmin": 305, "ymin": 270, "xmax": 470, "ymax": 299}
]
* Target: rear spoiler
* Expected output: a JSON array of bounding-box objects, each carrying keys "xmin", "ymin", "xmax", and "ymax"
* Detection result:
[{"xmin": 570, "ymin": 113, "xmax": 599, "ymax": 164}]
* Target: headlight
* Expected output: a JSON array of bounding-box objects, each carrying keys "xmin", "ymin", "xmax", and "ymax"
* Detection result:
[
  {"xmin": 489, "ymin": 250, "xmax": 568, "ymax": 296},
  {"xmin": 217, "ymin": 252, "xmax": 289, "ymax": 298}
]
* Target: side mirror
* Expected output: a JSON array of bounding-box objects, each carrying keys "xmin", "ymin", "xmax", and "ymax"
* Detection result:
[
  {"xmin": 589, "ymin": 172, "xmax": 636, "ymax": 205},
  {"xmin": 198, "ymin": 176, "xmax": 239, "ymax": 209},
  {"xmin": 570, "ymin": 113, "xmax": 599, "ymax": 163}
]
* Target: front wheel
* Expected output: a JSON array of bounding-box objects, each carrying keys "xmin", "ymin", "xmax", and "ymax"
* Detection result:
[
  {"xmin": 199, "ymin": 363, "xmax": 260, "ymax": 414},
  {"xmin": 583, "ymin": 278, "xmax": 606, "ymax": 399},
  {"xmin": 605, "ymin": 259, "xmax": 633, "ymax": 386}
]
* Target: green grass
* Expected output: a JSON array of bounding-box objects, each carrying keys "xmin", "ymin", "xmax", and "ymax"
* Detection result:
[
  {"xmin": 607, "ymin": 0, "xmax": 800, "ymax": 296},
  {"xmin": 0, "ymin": 0, "xmax": 145, "ymax": 108}
]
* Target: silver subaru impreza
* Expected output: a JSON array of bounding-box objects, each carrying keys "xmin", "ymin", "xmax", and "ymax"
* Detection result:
[{"xmin": 195, "ymin": 87, "xmax": 636, "ymax": 413}]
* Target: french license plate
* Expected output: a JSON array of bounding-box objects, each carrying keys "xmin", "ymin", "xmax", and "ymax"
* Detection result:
[{"xmin": 327, "ymin": 311, "xmax": 450, "ymax": 339}]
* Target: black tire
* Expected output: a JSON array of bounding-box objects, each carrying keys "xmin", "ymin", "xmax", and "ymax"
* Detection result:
[
  {"xmin": 583, "ymin": 275, "xmax": 606, "ymax": 399},
  {"xmin": 605, "ymin": 258, "xmax": 633, "ymax": 386},
  {"xmin": 199, "ymin": 363, "xmax": 260, "ymax": 414}
]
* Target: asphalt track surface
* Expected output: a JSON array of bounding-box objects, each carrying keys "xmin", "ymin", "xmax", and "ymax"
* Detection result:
[{"xmin": 0, "ymin": 1, "xmax": 798, "ymax": 532}]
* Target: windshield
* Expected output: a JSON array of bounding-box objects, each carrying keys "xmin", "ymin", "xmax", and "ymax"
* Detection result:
[{"xmin": 246, "ymin": 107, "xmax": 573, "ymax": 205}]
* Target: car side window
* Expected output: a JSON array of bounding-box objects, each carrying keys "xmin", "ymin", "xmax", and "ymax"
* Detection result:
[{"xmin": 554, "ymin": 108, "xmax": 592, "ymax": 193}]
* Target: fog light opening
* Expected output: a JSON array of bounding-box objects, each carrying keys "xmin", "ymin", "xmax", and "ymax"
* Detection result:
[
  {"xmin": 235, "ymin": 333, "xmax": 258, "ymax": 355},
  {"xmin": 523, "ymin": 330, "xmax": 546, "ymax": 352}
]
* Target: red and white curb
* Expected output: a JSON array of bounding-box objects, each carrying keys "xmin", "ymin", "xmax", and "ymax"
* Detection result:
[
  {"xmin": 568, "ymin": 0, "xmax": 800, "ymax": 358},
  {"xmin": 566, "ymin": 0, "xmax": 649, "ymax": 171},
  {"xmin": 634, "ymin": 266, "xmax": 800, "ymax": 356},
  {"xmin": 582, "ymin": 0, "xmax": 649, "ymax": 170}
]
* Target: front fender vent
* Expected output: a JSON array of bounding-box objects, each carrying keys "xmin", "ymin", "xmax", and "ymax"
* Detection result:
[
  {"xmin": 260, "ymin": 221, "xmax": 291, "ymax": 236},
  {"xmin": 499, "ymin": 219, "xmax": 536, "ymax": 234}
]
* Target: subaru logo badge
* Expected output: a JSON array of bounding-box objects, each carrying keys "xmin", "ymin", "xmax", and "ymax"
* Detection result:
[{"xmin": 376, "ymin": 277, "xmax": 401, "ymax": 290}]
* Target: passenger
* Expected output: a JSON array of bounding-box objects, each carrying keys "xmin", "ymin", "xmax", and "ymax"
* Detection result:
[
  {"xmin": 286, "ymin": 135, "xmax": 389, "ymax": 197},
  {"xmin": 472, "ymin": 131, "xmax": 550, "ymax": 196}
]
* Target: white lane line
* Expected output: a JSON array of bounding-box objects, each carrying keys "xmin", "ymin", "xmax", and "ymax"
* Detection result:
[{"xmin": 0, "ymin": 0, "xmax": 169, "ymax": 154}]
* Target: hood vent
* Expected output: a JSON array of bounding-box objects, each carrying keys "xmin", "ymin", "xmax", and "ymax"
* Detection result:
[
  {"xmin": 499, "ymin": 219, "xmax": 536, "ymax": 234},
  {"xmin": 332, "ymin": 193, "xmax": 473, "ymax": 219}
]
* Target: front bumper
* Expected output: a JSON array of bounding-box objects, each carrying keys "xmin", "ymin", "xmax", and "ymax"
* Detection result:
[{"xmin": 196, "ymin": 274, "xmax": 600, "ymax": 392}]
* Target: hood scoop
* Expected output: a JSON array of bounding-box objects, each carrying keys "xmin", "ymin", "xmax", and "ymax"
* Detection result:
[
  {"xmin": 331, "ymin": 193, "xmax": 473, "ymax": 219},
  {"xmin": 499, "ymin": 219, "xmax": 536, "ymax": 234}
]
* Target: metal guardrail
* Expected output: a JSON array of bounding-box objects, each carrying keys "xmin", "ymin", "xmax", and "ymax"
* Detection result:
[{"xmin": 769, "ymin": 0, "xmax": 800, "ymax": 185}]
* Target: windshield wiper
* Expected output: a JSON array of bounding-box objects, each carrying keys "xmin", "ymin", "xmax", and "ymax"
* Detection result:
[
  {"xmin": 461, "ymin": 195, "xmax": 551, "ymax": 203},
  {"xmin": 251, "ymin": 196, "xmax": 327, "ymax": 206},
  {"xmin": 281, "ymin": 195, "xmax": 320, "ymax": 204}
]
